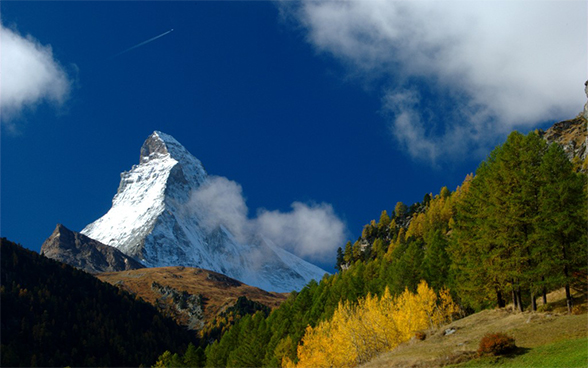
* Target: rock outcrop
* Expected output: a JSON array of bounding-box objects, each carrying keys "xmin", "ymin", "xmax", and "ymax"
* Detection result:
[
  {"xmin": 40, "ymin": 224, "xmax": 144, "ymax": 273},
  {"xmin": 538, "ymin": 81, "xmax": 588, "ymax": 172},
  {"xmin": 540, "ymin": 116, "xmax": 587, "ymax": 162}
]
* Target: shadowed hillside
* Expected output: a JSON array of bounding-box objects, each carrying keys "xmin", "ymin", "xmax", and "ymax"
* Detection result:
[{"xmin": 1, "ymin": 238, "xmax": 196, "ymax": 367}]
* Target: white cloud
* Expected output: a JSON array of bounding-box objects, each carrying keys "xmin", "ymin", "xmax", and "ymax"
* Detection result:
[
  {"xmin": 189, "ymin": 176, "xmax": 347, "ymax": 263},
  {"xmin": 257, "ymin": 202, "xmax": 347, "ymax": 262},
  {"xmin": 1, "ymin": 21, "xmax": 71, "ymax": 126},
  {"xmin": 189, "ymin": 176, "xmax": 251, "ymax": 242},
  {"xmin": 285, "ymin": 0, "xmax": 587, "ymax": 162}
]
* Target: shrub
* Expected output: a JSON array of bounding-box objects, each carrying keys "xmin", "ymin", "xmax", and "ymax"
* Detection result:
[
  {"xmin": 537, "ymin": 304, "xmax": 553, "ymax": 312},
  {"xmin": 572, "ymin": 305, "xmax": 585, "ymax": 315},
  {"xmin": 415, "ymin": 331, "xmax": 426, "ymax": 341},
  {"xmin": 477, "ymin": 332, "xmax": 516, "ymax": 356}
]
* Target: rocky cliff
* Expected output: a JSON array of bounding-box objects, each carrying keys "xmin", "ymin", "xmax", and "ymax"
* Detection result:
[
  {"xmin": 538, "ymin": 81, "xmax": 588, "ymax": 172},
  {"xmin": 40, "ymin": 224, "xmax": 144, "ymax": 273}
]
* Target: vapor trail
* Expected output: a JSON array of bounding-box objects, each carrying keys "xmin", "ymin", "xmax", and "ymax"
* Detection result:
[{"xmin": 110, "ymin": 29, "xmax": 174, "ymax": 59}]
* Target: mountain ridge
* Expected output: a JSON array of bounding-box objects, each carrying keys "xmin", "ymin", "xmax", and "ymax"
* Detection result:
[
  {"xmin": 40, "ymin": 224, "xmax": 144, "ymax": 273},
  {"xmin": 80, "ymin": 131, "xmax": 327, "ymax": 292}
]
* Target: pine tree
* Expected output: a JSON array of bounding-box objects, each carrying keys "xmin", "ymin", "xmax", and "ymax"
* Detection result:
[
  {"xmin": 183, "ymin": 343, "xmax": 205, "ymax": 367},
  {"xmin": 535, "ymin": 143, "xmax": 587, "ymax": 313},
  {"xmin": 423, "ymin": 229, "xmax": 450, "ymax": 291},
  {"xmin": 440, "ymin": 186, "xmax": 451, "ymax": 199},
  {"xmin": 449, "ymin": 131, "xmax": 585, "ymax": 312},
  {"xmin": 378, "ymin": 210, "xmax": 391, "ymax": 230},
  {"xmin": 335, "ymin": 247, "xmax": 345, "ymax": 271},
  {"xmin": 372, "ymin": 239, "xmax": 387, "ymax": 259},
  {"xmin": 352, "ymin": 241, "xmax": 363, "ymax": 262},
  {"xmin": 343, "ymin": 241, "xmax": 353, "ymax": 265},
  {"xmin": 394, "ymin": 202, "xmax": 407, "ymax": 219}
]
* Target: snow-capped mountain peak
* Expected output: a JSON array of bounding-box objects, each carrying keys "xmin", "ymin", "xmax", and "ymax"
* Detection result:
[
  {"xmin": 138, "ymin": 131, "xmax": 207, "ymax": 187},
  {"xmin": 81, "ymin": 131, "xmax": 327, "ymax": 292}
]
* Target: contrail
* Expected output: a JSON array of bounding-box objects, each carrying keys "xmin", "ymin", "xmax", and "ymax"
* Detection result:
[{"xmin": 110, "ymin": 29, "xmax": 174, "ymax": 59}]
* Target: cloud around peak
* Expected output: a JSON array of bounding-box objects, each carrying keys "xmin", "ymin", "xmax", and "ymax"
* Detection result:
[
  {"xmin": 1, "ymin": 21, "xmax": 72, "ymax": 128},
  {"xmin": 189, "ymin": 176, "xmax": 347, "ymax": 264},
  {"xmin": 284, "ymin": 0, "xmax": 587, "ymax": 163}
]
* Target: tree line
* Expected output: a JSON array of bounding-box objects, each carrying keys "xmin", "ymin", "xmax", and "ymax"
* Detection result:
[{"xmin": 0, "ymin": 238, "xmax": 197, "ymax": 367}]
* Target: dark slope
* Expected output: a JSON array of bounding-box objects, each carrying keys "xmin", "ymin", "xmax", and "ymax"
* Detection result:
[{"xmin": 1, "ymin": 238, "xmax": 196, "ymax": 367}]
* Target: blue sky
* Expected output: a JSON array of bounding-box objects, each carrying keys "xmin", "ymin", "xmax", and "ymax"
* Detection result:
[{"xmin": 1, "ymin": 1, "xmax": 586, "ymax": 272}]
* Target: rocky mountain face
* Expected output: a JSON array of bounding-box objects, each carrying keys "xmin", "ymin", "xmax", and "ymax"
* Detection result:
[
  {"xmin": 537, "ymin": 81, "xmax": 588, "ymax": 172},
  {"xmin": 81, "ymin": 131, "xmax": 327, "ymax": 292},
  {"xmin": 40, "ymin": 224, "xmax": 144, "ymax": 273},
  {"xmin": 583, "ymin": 80, "xmax": 588, "ymax": 121},
  {"xmin": 97, "ymin": 266, "xmax": 286, "ymax": 334},
  {"xmin": 539, "ymin": 117, "xmax": 587, "ymax": 161}
]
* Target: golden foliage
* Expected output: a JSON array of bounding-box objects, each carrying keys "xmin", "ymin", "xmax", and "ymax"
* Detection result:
[
  {"xmin": 406, "ymin": 212, "xmax": 426, "ymax": 239},
  {"xmin": 295, "ymin": 281, "xmax": 458, "ymax": 367}
]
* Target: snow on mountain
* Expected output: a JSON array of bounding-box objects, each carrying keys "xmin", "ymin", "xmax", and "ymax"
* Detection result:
[{"xmin": 81, "ymin": 131, "xmax": 327, "ymax": 292}]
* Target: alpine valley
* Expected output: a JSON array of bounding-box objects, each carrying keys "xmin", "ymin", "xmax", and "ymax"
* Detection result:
[
  {"xmin": 3, "ymin": 1, "xmax": 587, "ymax": 366},
  {"xmin": 6, "ymin": 88, "xmax": 588, "ymax": 368}
]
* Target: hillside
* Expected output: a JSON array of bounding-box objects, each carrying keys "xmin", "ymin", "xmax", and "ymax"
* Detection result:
[
  {"xmin": 97, "ymin": 266, "xmax": 287, "ymax": 334},
  {"xmin": 198, "ymin": 123, "xmax": 586, "ymax": 367},
  {"xmin": 361, "ymin": 289, "xmax": 587, "ymax": 368},
  {"xmin": 0, "ymin": 238, "xmax": 196, "ymax": 367}
]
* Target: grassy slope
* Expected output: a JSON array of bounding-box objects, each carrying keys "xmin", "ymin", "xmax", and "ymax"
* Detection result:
[
  {"xmin": 361, "ymin": 290, "xmax": 587, "ymax": 368},
  {"xmin": 455, "ymin": 336, "xmax": 587, "ymax": 368},
  {"xmin": 97, "ymin": 266, "xmax": 287, "ymax": 329}
]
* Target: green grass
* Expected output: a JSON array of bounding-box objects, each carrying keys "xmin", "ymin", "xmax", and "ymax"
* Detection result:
[{"xmin": 453, "ymin": 337, "xmax": 588, "ymax": 368}]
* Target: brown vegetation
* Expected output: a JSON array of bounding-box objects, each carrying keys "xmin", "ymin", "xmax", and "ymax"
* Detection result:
[
  {"xmin": 477, "ymin": 333, "xmax": 516, "ymax": 356},
  {"xmin": 97, "ymin": 266, "xmax": 287, "ymax": 331}
]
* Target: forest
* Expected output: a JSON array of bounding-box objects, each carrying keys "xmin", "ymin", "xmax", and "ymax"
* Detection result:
[
  {"xmin": 0, "ymin": 238, "xmax": 200, "ymax": 367},
  {"xmin": 156, "ymin": 130, "xmax": 586, "ymax": 367}
]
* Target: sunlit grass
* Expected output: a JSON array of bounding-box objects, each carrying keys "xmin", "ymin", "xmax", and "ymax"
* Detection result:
[{"xmin": 453, "ymin": 336, "xmax": 588, "ymax": 368}]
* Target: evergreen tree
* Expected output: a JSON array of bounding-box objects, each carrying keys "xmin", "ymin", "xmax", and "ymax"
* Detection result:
[
  {"xmin": 450, "ymin": 166, "xmax": 507, "ymax": 310},
  {"xmin": 394, "ymin": 202, "xmax": 407, "ymax": 219},
  {"xmin": 450, "ymin": 131, "xmax": 584, "ymax": 312},
  {"xmin": 440, "ymin": 186, "xmax": 451, "ymax": 199},
  {"xmin": 535, "ymin": 143, "xmax": 587, "ymax": 313},
  {"xmin": 372, "ymin": 238, "xmax": 387, "ymax": 259},
  {"xmin": 183, "ymin": 343, "xmax": 205, "ymax": 367},
  {"xmin": 335, "ymin": 247, "xmax": 344, "ymax": 271},
  {"xmin": 343, "ymin": 241, "xmax": 353, "ymax": 265},
  {"xmin": 423, "ymin": 193, "xmax": 432, "ymax": 207},
  {"xmin": 352, "ymin": 241, "xmax": 363, "ymax": 262},
  {"xmin": 378, "ymin": 210, "xmax": 391, "ymax": 230},
  {"xmin": 423, "ymin": 229, "xmax": 450, "ymax": 291}
]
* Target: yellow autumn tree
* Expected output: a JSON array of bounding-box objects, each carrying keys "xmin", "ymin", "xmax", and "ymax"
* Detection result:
[
  {"xmin": 296, "ymin": 281, "xmax": 458, "ymax": 368},
  {"xmin": 406, "ymin": 212, "xmax": 426, "ymax": 238}
]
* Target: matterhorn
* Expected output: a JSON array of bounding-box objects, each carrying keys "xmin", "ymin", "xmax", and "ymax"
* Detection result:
[{"xmin": 81, "ymin": 131, "xmax": 326, "ymax": 292}]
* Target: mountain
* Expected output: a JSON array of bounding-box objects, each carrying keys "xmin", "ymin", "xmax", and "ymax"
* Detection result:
[
  {"xmin": 40, "ymin": 224, "xmax": 144, "ymax": 273},
  {"xmin": 81, "ymin": 131, "xmax": 327, "ymax": 292},
  {"xmin": 1, "ymin": 238, "xmax": 196, "ymax": 367},
  {"xmin": 538, "ymin": 116, "xmax": 587, "ymax": 163},
  {"xmin": 538, "ymin": 80, "xmax": 588, "ymax": 172},
  {"xmin": 97, "ymin": 266, "xmax": 287, "ymax": 335}
]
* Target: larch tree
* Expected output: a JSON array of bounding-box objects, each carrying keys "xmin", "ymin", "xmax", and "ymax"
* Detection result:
[{"xmin": 535, "ymin": 143, "xmax": 587, "ymax": 313}]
